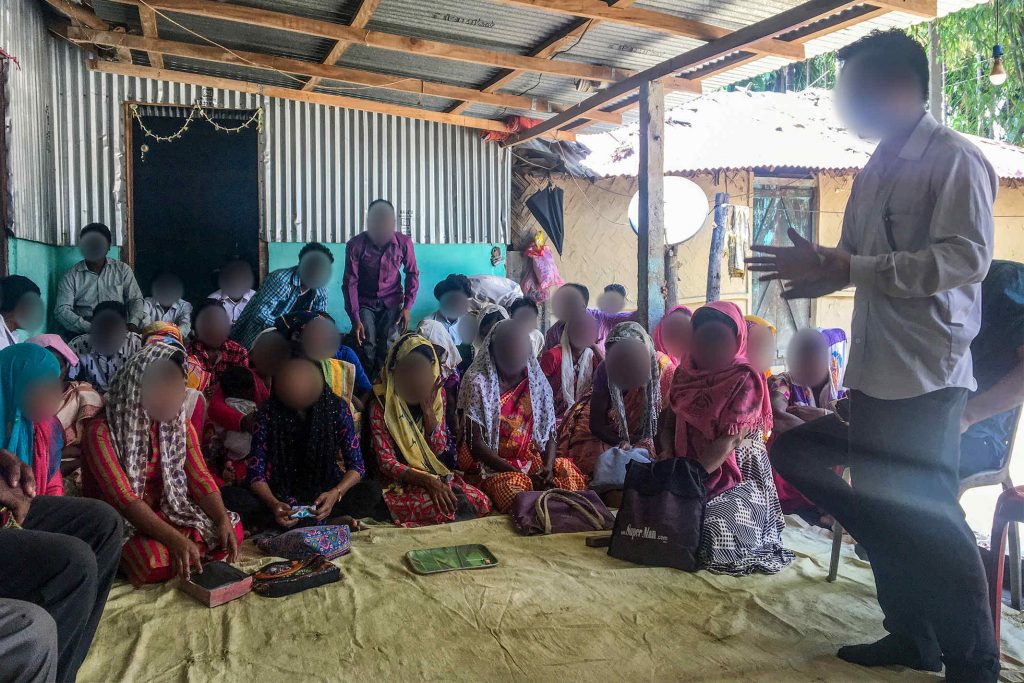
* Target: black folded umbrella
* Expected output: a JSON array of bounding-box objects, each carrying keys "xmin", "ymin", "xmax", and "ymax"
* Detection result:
[{"xmin": 526, "ymin": 185, "xmax": 565, "ymax": 254}]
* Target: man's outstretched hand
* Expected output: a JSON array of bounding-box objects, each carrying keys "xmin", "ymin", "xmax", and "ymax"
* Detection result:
[{"xmin": 746, "ymin": 228, "xmax": 852, "ymax": 300}]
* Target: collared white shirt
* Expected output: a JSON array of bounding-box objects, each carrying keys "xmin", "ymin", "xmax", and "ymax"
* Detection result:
[
  {"xmin": 840, "ymin": 113, "xmax": 997, "ymax": 400},
  {"xmin": 0, "ymin": 317, "xmax": 18, "ymax": 350},
  {"xmin": 143, "ymin": 297, "xmax": 194, "ymax": 337},
  {"xmin": 208, "ymin": 288, "xmax": 256, "ymax": 323},
  {"xmin": 427, "ymin": 310, "xmax": 464, "ymax": 345}
]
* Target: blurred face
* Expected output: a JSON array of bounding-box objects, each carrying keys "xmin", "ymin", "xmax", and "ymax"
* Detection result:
[
  {"xmin": 298, "ymin": 251, "xmax": 332, "ymax": 291},
  {"xmin": 439, "ymin": 290, "xmax": 470, "ymax": 321},
  {"xmin": 606, "ymin": 339, "xmax": 652, "ymax": 391},
  {"xmin": 251, "ymin": 331, "xmax": 290, "ymax": 378},
  {"xmin": 477, "ymin": 312, "xmax": 504, "ymax": 343},
  {"xmin": 366, "ymin": 203, "xmax": 397, "ymax": 247},
  {"xmin": 301, "ymin": 317, "xmax": 341, "ymax": 361},
  {"xmin": 691, "ymin": 319, "xmax": 739, "ymax": 372},
  {"xmin": 140, "ymin": 358, "xmax": 187, "ymax": 423},
  {"xmin": 22, "ymin": 376, "xmax": 63, "ymax": 423},
  {"xmin": 275, "ymin": 358, "xmax": 325, "ymax": 412},
  {"xmin": 491, "ymin": 322, "xmax": 530, "ymax": 378},
  {"xmin": 597, "ymin": 290, "xmax": 625, "ymax": 315},
  {"xmin": 78, "ymin": 232, "xmax": 109, "ymax": 263},
  {"xmin": 566, "ymin": 311, "xmax": 598, "ymax": 350},
  {"xmin": 746, "ymin": 324, "xmax": 776, "ymax": 375},
  {"xmin": 152, "ymin": 277, "xmax": 183, "ymax": 309},
  {"xmin": 90, "ymin": 310, "xmax": 128, "ymax": 356},
  {"xmin": 552, "ymin": 286, "xmax": 587, "ymax": 321},
  {"xmin": 394, "ymin": 349, "xmax": 435, "ymax": 405},
  {"xmin": 660, "ymin": 309, "xmax": 692, "ymax": 360},
  {"xmin": 788, "ymin": 329, "xmax": 830, "ymax": 389},
  {"xmin": 195, "ymin": 305, "xmax": 230, "ymax": 349},
  {"xmin": 219, "ymin": 262, "xmax": 254, "ymax": 300},
  {"xmin": 47, "ymin": 348, "xmax": 70, "ymax": 382},
  {"xmin": 511, "ymin": 306, "xmax": 538, "ymax": 331},
  {"xmin": 835, "ymin": 57, "xmax": 914, "ymax": 140},
  {"xmin": 11, "ymin": 292, "xmax": 44, "ymax": 333}
]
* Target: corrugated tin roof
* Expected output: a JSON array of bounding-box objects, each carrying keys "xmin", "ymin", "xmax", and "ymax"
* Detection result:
[
  {"xmin": 579, "ymin": 89, "xmax": 1024, "ymax": 179},
  {"xmin": 74, "ymin": 0, "xmax": 990, "ymax": 134}
]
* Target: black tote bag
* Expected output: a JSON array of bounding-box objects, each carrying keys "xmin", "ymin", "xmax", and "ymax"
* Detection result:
[{"xmin": 608, "ymin": 457, "xmax": 707, "ymax": 571}]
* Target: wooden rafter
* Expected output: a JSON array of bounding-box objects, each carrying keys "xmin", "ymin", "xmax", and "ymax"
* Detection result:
[
  {"xmin": 502, "ymin": 0, "xmax": 875, "ymax": 145},
  {"xmin": 303, "ymin": 0, "xmax": 379, "ymax": 92},
  {"xmin": 489, "ymin": 0, "xmax": 806, "ymax": 61},
  {"xmin": 87, "ymin": 60, "xmax": 577, "ymax": 140},
  {"xmin": 41, "ymin": 0, "xmax": 132, "ymax": 62},
  {"xmin": 65, "ymin": 26, "xmax": 622, "ymax": 124},
  {"xmin": 137, "ymin": 5, "xmax": 164, "ymax": 69},
  {"xmin": 108, "ymin": 0, "xmax": 630, "ymax": 85}
]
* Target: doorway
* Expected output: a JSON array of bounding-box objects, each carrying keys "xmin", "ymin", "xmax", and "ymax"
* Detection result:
[
  {"xmin": 127, "ymin": 104, "xmax": 260, "ymax": 303},
  {"xmin": 750, "ymin": 177, "xmax": 816, "ymax": 362}
]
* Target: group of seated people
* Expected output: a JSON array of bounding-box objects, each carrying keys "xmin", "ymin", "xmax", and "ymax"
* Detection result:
[{"xmin": 1, "ymin": 214, "xmax": 1021, "ymax": 682}]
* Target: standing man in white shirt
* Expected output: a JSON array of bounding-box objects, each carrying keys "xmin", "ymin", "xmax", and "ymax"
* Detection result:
[
  {"xmin": 208, "ymin": 258, "xmax": 256, "ymax": 324},
  {"xmin": 54, "ymin": 223, "xmax": 146, "ymax": 336},
  {"xmin": 749, "ymin": 30, "xmax": 999, "ymax": 682}
]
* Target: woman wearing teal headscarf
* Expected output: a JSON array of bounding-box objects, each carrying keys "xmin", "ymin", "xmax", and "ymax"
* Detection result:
[{"xmin": 0, "ymin": 344, "xmax": 65, "ymax": 496}]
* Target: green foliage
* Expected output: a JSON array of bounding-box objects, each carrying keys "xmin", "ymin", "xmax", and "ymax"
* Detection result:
[{"xmin": 729, "ymin": 0, "xmax": 1022, "ymax": 144}]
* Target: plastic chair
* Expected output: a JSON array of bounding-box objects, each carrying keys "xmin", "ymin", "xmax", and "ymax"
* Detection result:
[
  {"xmin": 989, "ymin": 486, "xmax": 1024, "ymax": 649},
  {"xmin": 828, "ymin": 407, "xmax": 1023, "ymax": 598}
]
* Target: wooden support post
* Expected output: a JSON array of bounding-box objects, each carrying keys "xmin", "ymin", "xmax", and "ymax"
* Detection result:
[
  {"xmin": 664, "ymin": 245, "xmax": 678, "ymax": 307},
  {"xmin": 706, "ymin": 192, "xmax": 728, "ymax": 303},
  {"xmin": 638, "ymin": 81, "xmax": 666, "ymax": 330}
]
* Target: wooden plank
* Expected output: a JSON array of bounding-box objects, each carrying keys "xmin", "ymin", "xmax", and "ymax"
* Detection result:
[
  {"xmin": 502, "ymin": 0, "xmax": 858, "ymax": 146},
  {"xmin": 69, "ymin": 27, "xmax": 560, "ymax": 114},
  {"xmin": 109, "ymin": 0, "xmax": 627, "ymax": 83},
  {"xmin": 304, "ymin": 0, "xmax": 379, "ymax": 92},
  {"xmin": 41, "ymin": 0, "xmax": 132, "ymax": 62},
  {"xmin": 779, "ymin": 5, "xmax": 890, "ymax": 43},
  {"xmin": 637, "ymin": 80, "xmax": 666, "ymax": 330},
  {"xmin": 87, "ymin": 59, "xmax": 578, "ymax": 140},
  {"xmin": 491, "ymin": 0, "xmax": 805, "ymax": 60},
  {"xmin": 867, "ymin": 0, "xmax": 936, "ymax": 17},
  {"xmin": 137, "ymin": 5, "xmax": 165, "ymax": 69}
]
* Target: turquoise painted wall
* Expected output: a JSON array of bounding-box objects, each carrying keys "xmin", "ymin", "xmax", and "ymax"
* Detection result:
[
  {"xmin": 7, "ymin": 237, "xmax": 504, "ymax": 335},
  {"xmin": 268, "ymin": 242, "xmax": 506, "ymax": 332}
]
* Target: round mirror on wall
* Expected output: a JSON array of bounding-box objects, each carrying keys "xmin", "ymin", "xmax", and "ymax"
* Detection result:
[{"xmin": 627, "ymin": 176, "xmax": 710, "ymax": 245}]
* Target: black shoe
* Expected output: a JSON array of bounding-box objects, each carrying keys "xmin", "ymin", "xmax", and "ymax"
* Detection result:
[{"xmin": 837, "ymin": 635, "xmax": 942, "ymax": 672}]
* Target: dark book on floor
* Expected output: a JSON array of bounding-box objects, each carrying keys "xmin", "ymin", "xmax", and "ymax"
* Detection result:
[{"xmin": 178, "ymin": 561, "xmax": 253, "ymax": 607}]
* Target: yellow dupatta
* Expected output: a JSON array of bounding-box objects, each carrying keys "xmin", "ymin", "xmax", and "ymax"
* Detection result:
[
  {"xmin": 321, "ymin": 358, "xmax": 356, "ymax": 404},
  {"xmin": 372, "ymin": 333, "xmax": 450, "ymax": 477}
]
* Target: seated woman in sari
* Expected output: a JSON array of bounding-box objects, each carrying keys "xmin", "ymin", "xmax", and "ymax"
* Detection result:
[
  {"xmin": 370, "ymin": 333, "xmax": 491, "ymax": 527},
  {"xmin": 457, "ymin": 320, "xmax": 586, "ymax": 513},
  {"xmin": 82, "ymin": 342, "xmax": 241, "ymax": 585},
  {"xmin": 275, "ymin": 310, "xmax": 370, "ymax": 410},
  {"xmin": 541, "ymin": 309, "xmax": 602, "ymax": 421},
  {"xmin": 1, "ymin": 344, "xmax": 66, "ymax": 496},
  {"xmin": 652, "ymin": 305, "xmax": 693, "ymax": 402},
  {"xmin": 416, "ymin": 319, "xmax": 463, "ymax": 430},
  {"xmin": 141, "ymin": 323, "xmax": 208, "ymax": 437},
  {"xmin": 245, "ymin": 354, "xmax": 383, "ymax": 529},
  {"xmin": 557, "ymin": 322, "xmax": 659, "ymax": 478},
  {"xmin": 658, "ymin": 301, "xmax": 792, "ymax": 576},
  {"xmin": 188, "ymin": 299, "xmax": 250, "ymax": 383},
  {"xmin": 768, "ymin": 327, "xmax": 848, "ymax": 517},
  {"xmin": 26, "ymin": 335, "xmax": 104, "ymax": 491}
]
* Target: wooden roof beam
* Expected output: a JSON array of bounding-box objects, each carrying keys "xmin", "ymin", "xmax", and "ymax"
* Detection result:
[
  {"xmin": 108, "ymin": 0, "xmax": 630, "ymax": 83},
  {"xmin": 137, "ymin": 5, "xmax": 165, "ymax": 69},
  {"xmin": 40, "ymin": 0, "xmax": 132, "ymax": 62},
  {"xmin": 489, "ymin": 0, "xmax": 806, "ymax": 61},
  {"xmin": 502, "ymin": 0, "xmax": 865, "ymax": 145},
  {"xmin": 303, "ymin": 0, "xmax": 379, "ymax": 92},
  {"xmin": 86, "ymin": 59, "xmax": 576, "ymax": 140},
  {"xmin": 65, "ymin": 26, "xmax": 621, "ymax": 123}
]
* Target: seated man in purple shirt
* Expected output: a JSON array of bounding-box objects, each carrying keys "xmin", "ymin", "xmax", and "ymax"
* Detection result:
[
  {"xmin": 543, "ymin": 283, "xmax": 636, "ymax": 353},
  {"xmin": 343, "ymin": 199, "xmax": 420, "ymax": 379}
]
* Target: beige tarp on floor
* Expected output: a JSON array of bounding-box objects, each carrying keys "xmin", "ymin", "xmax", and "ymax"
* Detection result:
[{"xmin": 80, "ymin": 517, "xmax": 1024, "ymax": 682}]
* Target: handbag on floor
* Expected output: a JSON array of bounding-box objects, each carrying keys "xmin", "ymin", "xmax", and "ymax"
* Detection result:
[
  {"xmin": 252, "ymin": 555, "xmax": 341, "ymax": 598},
  {"xmin": 608, "ymin": 457, "xmax": 707, "ymax": 571},
  {"xmin": 512, "ymin": 488, "xmax": 614, "ymax": 535},
  {"xmin": 255, "ymin": 524, "xmax": 351, "ymax": 561}
]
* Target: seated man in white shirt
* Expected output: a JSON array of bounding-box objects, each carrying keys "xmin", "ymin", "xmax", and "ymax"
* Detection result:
[
  {"xmin": 425, "ymin": 274, "xmax": 473, "ymax": 345},
  {"xmin": 0, "ymin": 275, "xmax": 44, "ymax": 350},
  {"xmin": 143, "ymin": 270, "xmax": 193, "ymax": 337},
  {"xmin": 208, "ymin": 258, "xmax": 256, "ymax": 325}
]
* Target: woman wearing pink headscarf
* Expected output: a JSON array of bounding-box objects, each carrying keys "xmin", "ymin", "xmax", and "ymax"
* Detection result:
[
  {"xmin": 658, "ymin": 301, "xmax": 792, "ymax": 575},
  {"xmin": 27, "ymin": 334, "xmax": 105, "ymax": 492},
  {"xmin": 652, "ymin": 305, "xmax": 693, "ymax": 402}
]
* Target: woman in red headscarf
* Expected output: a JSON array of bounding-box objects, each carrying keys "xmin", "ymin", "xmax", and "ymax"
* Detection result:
[{"xmin": 659, "ymin": 301, "xmax": 792, "ymax": 576}]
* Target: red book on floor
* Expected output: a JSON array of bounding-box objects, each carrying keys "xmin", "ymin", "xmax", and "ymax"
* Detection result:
[{"xmin": 178, "ymin": 561, "xmax": 252, "ymax": 607}]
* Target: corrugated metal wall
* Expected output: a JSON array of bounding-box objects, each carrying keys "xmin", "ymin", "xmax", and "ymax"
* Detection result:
[
  {"xmin": 1, "ymin": 0, "xmax": 58, "ymax": 243},
  {"xmin": 6, "ymin": 30, "xmax": 509, "ymax": 246}
]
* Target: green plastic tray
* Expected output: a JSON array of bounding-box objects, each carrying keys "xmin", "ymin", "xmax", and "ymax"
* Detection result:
[{"xmin": 405, "ymin": 544, "xmax": 498, "ymax": 575}]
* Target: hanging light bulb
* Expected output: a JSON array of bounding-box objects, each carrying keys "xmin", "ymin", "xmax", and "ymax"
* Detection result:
[{"xmin": 990, "ymin": 44, "xmax": 1007, "ymax": 86}]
